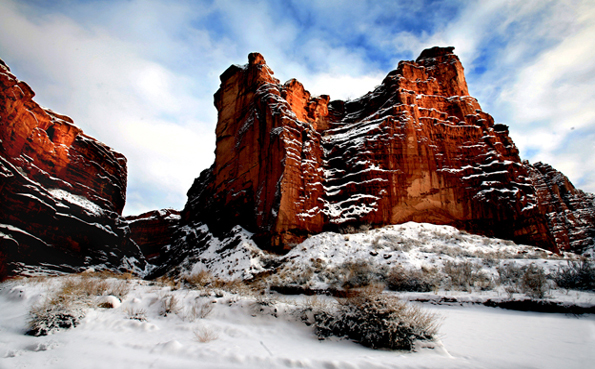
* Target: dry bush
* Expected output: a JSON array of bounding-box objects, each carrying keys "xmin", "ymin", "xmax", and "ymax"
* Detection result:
[
  {"xmin": 341, "ymin": 261, "xmax": 388, "ymax": 289},
  {"xmin": 123, "ymin": 307, "xmax": 147, "ymax": 322},
  {"xmin": 497, "ymin": 262, "xmax": 524, "ymax": 286},
  {"xmin": 156, "ymin": 275, "xmax": 182, "ymax": 290},
  {"xmin": 498, "ymin": 262, "xmax": 551, "ymax": 298},
  {"xmin": 272, "ymin": 264, "xmax": 315, "ymax": 288},
  {"xmin": 553, "ymin": 260, "xmax": 595, "ymax": 291},
  {"xmin": 80, "ymin": 270, "xmax": 136, "ymax": 280},
  {"xmin": 314, "ymin": 290, "xmax": 440, "ymax": 350},
  {"xmin": 212, "ymin": 278, "xmax": 252, "ymax": 295},
  {"xmin": 27, "ymin": 276, "xmax": 131, "ymax": 335},
  {"xmin": 386, "ymin": 265, "xmax": 440, "ymax": 292},
  {"xmin": 193, "ymin": 325, "xmax": 219, "ymax": 343},
  {"xmin": 443, "ymin": 260, "xmax": 492, "ymax": 291},
  {"xmin": 58, "ymin": 276, "xmax": 130, "ymax": 303},
  {"xmin": 520, "ymin": 263, "xmax": 549, "ymax": 299},
  {"xmin": 159, "ymin": 294, "xmax": 181, "ymax": 317},
  {"xmin": 184, "ymin": 299, "xmax": 214, "ymax": 321},
  {"xmin": 27, "ymin": 296, "xmax": 85, "ymax": 336},
  {"xmin": 184, "ymin": 270, "xmax": 212, "ymax": 288}
]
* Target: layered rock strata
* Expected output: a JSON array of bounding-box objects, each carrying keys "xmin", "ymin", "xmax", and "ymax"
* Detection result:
[
  {"xmin": 126, "ymin": 209, "xmax": 181, "ymax": 265},
  {"xmin": 0, "ymin": 59, "xmax": 145, "ymax": 279},
  {"xmin": 183, "ymin": 47, "xmax": 594, "ymax": 254}
]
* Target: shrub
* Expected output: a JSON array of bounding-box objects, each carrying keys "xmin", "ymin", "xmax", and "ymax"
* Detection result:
[
  {"xmin": 159, "ymin": 294, "xmax": 181, "ymax": 317},
  {"xmin": 124, "ymin": 307, "xmax": 147, "ymax": 322},
  {"xmin": 443, "ymin": 260, "xmax": 491, "ymax": 291},
  {"xmin": 314, "ymin": 291, "xmax": 440, "ymax": 350},
  {"xmin": 341, "ymin": 261, "xmax": 387, "ymax": 289},
  {"xmin": 184, "ymin": 270, "xmax": 212, "ymax": 288},
  {"xmin": 193, "ymin": 325, "xmax": 218, "ymax": 343},
  {"xmin": 386, "ymin": 265, "xmax": 439, "ymax": 292},
  {"xmin": 27, "ymin": 297, "xmax": 85, "ymax": 336},
  {"xmin": 519, "ymin": 263, "xmax": 549, "ymax": 299},
  {"xmin": 497, "ymin": 262, "xmax": 525, "ymax": 286},
  {"xmin": 184, "ymin": 299, "xmax": 214, "ymax": 321},
  {"xmin": 553, "ymin": 260, "xmax": 595, "ymax": 291}
]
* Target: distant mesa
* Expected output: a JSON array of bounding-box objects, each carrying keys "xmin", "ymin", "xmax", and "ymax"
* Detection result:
[{"xmin": 1, "ymin": 46, "xmax": 594, "ymax": 280}]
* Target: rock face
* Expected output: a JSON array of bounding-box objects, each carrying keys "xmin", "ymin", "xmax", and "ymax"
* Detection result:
[
  {"xmin": 527, "ymin": 162, "xmax": 595, "ymax": 254},
  {"xmin": 183, "ymin": 48, "xmax": 594, "ymax": 254},
  {"xmin": 0, "ymin": 59, "xmax": 145, "ymax": 279},
  {"xmin": 126, "ymin": 209, "xmax": 181, "ymax": 265}
]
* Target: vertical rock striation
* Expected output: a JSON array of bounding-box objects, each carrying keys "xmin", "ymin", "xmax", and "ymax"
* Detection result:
[{"xmin": 182, "ymin": 47, "xmax": 594, "ymax": 255}]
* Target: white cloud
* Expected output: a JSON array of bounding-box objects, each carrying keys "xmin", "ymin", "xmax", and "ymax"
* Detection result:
[
  {"xmin": 0, "ymin": 0, "xmax": 218, "ymax": 215},
  {"xmin": 1, "ymin": 0, "xmax": 593, "ymax": 220}
]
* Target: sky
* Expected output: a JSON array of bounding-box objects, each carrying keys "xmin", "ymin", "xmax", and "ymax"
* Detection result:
[{"xmin": 0, "ymin": 0, "xmax": 594, "ymax": 216}]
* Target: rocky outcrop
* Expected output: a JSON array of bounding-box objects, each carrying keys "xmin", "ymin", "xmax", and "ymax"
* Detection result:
[
  {"xmin": 183, "ymin": 48, "xmax": 594, "ymax": 254},
  {"xmin": 0, "ymin": 59, "xmax": 145, "ymax": 279},
  {"xmin": 527, "ymin": 162, "xmax": 595, "ymax": 254},
  {"xmin": 126, "ymin": 209, "xmax": 181, "ymax": 265}
]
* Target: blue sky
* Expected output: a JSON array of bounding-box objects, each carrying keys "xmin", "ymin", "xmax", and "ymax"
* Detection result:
[{"xmin": 1, "ymin": 0, "xmax": 594, "ymax": 215}]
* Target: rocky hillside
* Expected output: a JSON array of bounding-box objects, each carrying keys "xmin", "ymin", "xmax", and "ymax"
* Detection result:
[
  {"xmin": 0, "ymin": 59, "xmax": 146, "ymax": 279},
  {"xmin": 181, "ymin": 47, "xmax": 594, "ymax": 255}
]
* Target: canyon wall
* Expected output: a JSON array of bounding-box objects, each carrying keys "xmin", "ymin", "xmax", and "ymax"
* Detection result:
[
  {"xmin": 182, "ymin": 47, "xmax": 594, "ymax": 254},
  {"xmin": 0, "ymin": 59, "xmax": 145, "ymax": 279}
]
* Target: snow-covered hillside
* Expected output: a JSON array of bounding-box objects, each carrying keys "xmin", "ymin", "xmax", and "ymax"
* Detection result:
[{"xmin": 1, "ymin": 222, "xmax": 594, "ymax": 368}]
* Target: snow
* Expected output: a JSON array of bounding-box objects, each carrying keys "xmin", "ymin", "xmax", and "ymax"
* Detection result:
[
  {"xmin": 0, "ymin": 275, "xmax": 593, "ymax": 369},
  {"xmin": 48, "ymin": 188, "xmax": 103, "ymax": 216},
  {"xmin": 1, "ymin": 222, "xmax": 594, "ymax": 368}
]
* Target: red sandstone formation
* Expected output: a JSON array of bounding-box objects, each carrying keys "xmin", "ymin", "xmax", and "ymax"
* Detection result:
[
  {"xmin": 126, "ymin": 209, "xmax": 181, "ymax": 264},
  {"xmin": 527, "ymin": 162, "xmax": 595, "ymax": 253},
  {"xmin": 0, "ymin": 58, "xmax": 144, "ymax": 279},
  {"xmin": 183, "ymin": 47, "xmax": 594, "ymax": 254}
]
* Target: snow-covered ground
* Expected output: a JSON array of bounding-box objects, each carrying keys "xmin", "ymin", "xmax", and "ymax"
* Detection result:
[
  {"xmin": 1, "ymin": 222, "xmax": 594, "ymax": 368},
  {"xmin": 0, "ymin": 275, "xmax": 593, "ymax": 369}
]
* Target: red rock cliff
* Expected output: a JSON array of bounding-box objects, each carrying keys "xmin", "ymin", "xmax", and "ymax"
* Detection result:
[
  {"xmin": 0, "ymin": 58, "xmax": 145, "ymax": 279},
  {"xmin": 183, "ymin": 47, "xmax": 593, "ymax": 254}
]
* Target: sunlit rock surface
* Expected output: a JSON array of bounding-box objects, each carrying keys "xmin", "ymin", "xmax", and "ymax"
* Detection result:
[
  {"xmin": 0, "ymin": 59, "xmax": 145, "ymax": 279},
  {"xmin": 182, "ymin": 48, "xmax": 594, "ymax": 255}
]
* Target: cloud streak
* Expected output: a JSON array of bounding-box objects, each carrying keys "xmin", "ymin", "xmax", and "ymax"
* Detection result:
[{"xmin": 1, "ymin": 0, "xmax": 593, "ymax": 215}]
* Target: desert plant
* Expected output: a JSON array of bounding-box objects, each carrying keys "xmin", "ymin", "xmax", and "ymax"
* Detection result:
[
  {"xmin": 497, "ymin": 262, "xmax": 525, "ymax": 286},
  {"xmin": 553, "ymin": 260, "xmax": 595, "ymax": 291},
  {"xmin": 185, "ymin": 270, "xmax": 213, "ymax": 288},
  {"xmin": 341, "ymin": 260, "xmax": 387, "ymax": 289},
  {"xmin": 159, "ymin": 294, "xmax": 181, "ymax": 317},
  {"xmin": 443, "ymin": 260, "xmax": 491, "ymax": 291},
  {"xmin": 124, "ymin": 307, "xmax": 147, "ymax": 322},
  {"xmin": 156, "ymin": 275, "xmax": 182, "ymax": 290},
  {"xmin": 193, "ymin": 325, "xmax": 218, "ymax": 343},
  {"xmin": 386, "ymin": 265, "xmax": 440, "ymax": 292},
  {"xmin": 313, "ymin": 291, "xmax": 440, "ymax": 350},
  {"xmin": 185, "ymin": 299, "xmax": 214, "ymax": 321},
  {"xmin": 27, "ymin": 297, "xmax": 85, "ymax": 336},
  {"xmin": 520, "ymin": 263, "xmax": 549, "ymax": 298}
]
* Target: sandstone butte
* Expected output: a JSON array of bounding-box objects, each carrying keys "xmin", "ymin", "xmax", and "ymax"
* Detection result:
[
  {"xmin": 180, "ymin": 47, "xmax": 595, "ymax": 255},
  {"xmin": 1, "ymin": 47, "xmax": 594, "ymax": 280},
  {"xmin": 0, "ymin": 58, "xmax": 145, "ymax": 280}
]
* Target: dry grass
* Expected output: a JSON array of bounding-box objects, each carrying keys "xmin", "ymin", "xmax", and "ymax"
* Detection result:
[
  {"xmin": 184, "ymin": 299, "xmax": 215, "ymax": 321},
  {"xmin": 193, "ymin": 325, "xmax": 219, "ymax": 343},
  {"xmin": 58, "ymin": 276, "xmax": 130, "ymax": 303},
  {"xmin": 159, "ymin": 294, "xmax": 181, "ymax": 317},
  {"xmin": 123, "ymin": 306, "xmax": 148, "ymax": 322},
  {"xmin": 184, "ymin": 270, "xmax": 212, "ymax": 288}
]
